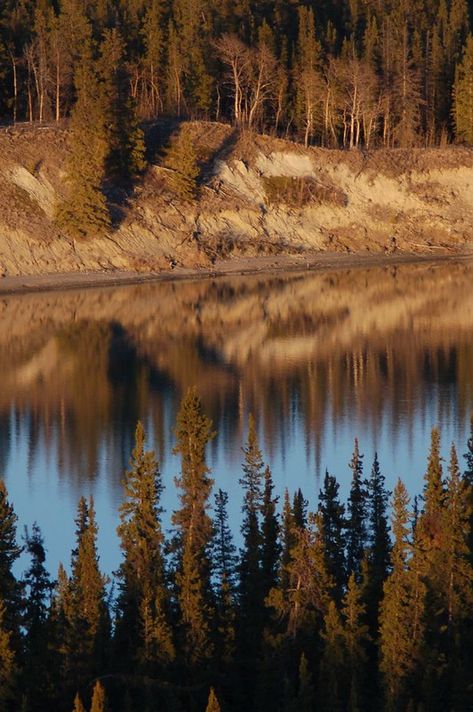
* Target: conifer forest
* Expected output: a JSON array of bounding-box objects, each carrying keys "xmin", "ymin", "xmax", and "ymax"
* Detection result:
[
  {"xmin": 2, "ymin": 0, "xmax": 473, "ymax": 150},
  {"xmin": 0, "ymin": 386, "xmax": 472, "ymax": 712}
]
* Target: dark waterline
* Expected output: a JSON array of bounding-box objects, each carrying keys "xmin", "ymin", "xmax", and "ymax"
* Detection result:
[{"xmin": 3, "ymin": 258, "xmax": 473, "ymax": 576}]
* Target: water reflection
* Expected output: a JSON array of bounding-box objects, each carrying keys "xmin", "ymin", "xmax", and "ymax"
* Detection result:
[{"xmin": 2, "ymin": 259, "xmax": 473, "ymax": 572}]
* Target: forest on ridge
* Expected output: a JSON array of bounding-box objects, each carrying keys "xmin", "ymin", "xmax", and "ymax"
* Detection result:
[
  {"xmin": 4, "ymin": 0, "xmax": 473, "ymax": 238},
  {"xmin": 0, "ymin": 387, "xmax": 472, "ymax": 712},
  {"xmin": 2, "ymin": 0, "xmax": 473, "ymax": 150}
]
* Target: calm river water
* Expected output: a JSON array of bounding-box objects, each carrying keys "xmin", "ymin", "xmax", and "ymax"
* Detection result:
[{"xmin": 3, "ymin": 258, "xmax": 473, "ymax": 575}]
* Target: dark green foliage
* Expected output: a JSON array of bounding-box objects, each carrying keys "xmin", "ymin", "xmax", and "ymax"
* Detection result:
[
  {"xmin": 346, "ymin": 439, "xmax": 368, "ymax": 581},
  {"xmin": 463, "ymin": 414, "xmax": 473, "ymax": 560},
  {"xmin": 0, "ymin": 480, "xmax": 21, "ymax": 629},
  {"xmin": 205, "ymin": 687, "xmax": 221, "ymax": 712},
  {"xmin": 365, "ymin": 453, "xmax": 391, "ymax": 636},
  {"xmin": 59, "ymin": 496, "xmax": 109, "ymax": 697},
  {"xmin": 292, "ymin": 489, "xmax": 307, "ymax": 531},
  {"xmin": 162, "ymin": 126, "xmax": 200, "ymax": 200},
  {"xmin": 212, "ymin": 489, "xmax": 237, "ymax": 669},
  {"xmin": 318, "ymin": 471, "xmax": 346, "ymax": 603},
  {"xmin": 21, "ymin": 524, "xmax": 55, "ymax": 711},
  {"xmin": 1, "ymin": 393, "xmax": 473, "ymax": 712},
  {"xmin": 172, "ymin": 387, "xmax": 215, "ymax": 672},
  {"xmin": 56, "ymin": 40, "xmax": 111, "ymax": 239},
  {"xmin": 99, "ymin": 28, "xmax": 145, "ymax": 184},
  {"xmin": 261, "ymin": 466, "xmax": 281, "ymax": 598},
  {"xmin": 0, "ymin": 0, "xmax": 472, "ymax": 149},
  {"xmin": 115, "ymin": 421, "xmax": 174, "ymax": 676}
]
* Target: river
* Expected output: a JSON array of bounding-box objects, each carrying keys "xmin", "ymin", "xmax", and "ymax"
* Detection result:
[{"xmin": 2, "ymin": 258, "xmax": 473, "ymax": 575}]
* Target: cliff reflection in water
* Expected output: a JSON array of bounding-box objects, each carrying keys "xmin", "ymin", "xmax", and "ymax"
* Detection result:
[{"xmin": 0, "ymin": 259, "xmax": 472, "ymax": 498}]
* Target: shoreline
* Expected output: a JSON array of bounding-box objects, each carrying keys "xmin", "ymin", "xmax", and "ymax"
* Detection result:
[{"xmin": 0, "ymin": 248, "xmax": 472, "ymax": 297}]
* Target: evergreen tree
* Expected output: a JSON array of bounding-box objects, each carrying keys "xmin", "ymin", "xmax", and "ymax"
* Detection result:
[
  {"xmin": 162, "ymin": 125, "xmax": 200, "ymax": 200},
  {"xmin": 236, "ymin": 414, "xmax": 265, "ymax": 700},
  {"xmin": 280, "ymin": 489, "xmax": 296, "ymax": 592},
  {"xmin": 261, "ymin": 466, "xmax": 280, "ymax": 599},
  {"xmin": 267, "ymin": 512, "xmax": 332, "ymax": 641},
  {"xmin": 116, "ymin": 421, "xmax": 174, "ymax": 675},
  {"xmin": 0, "ymin": 597, "xmax": 16, "ymax": 710},
  {"xmin": 445, "ymin": 443, "xmax": 473, "ymax": 709},
  {"xmin": 292, "ymin": 489, "xmax": 307, "ymax": 531},
  {"xmin": 56, "ymin": 37, "xmax": 111, "ymax": 239},
  {"xmin": 379, "ymin": 479, "xmax": 425, "ymax": 711},
  {"xmin": 60, "ymin": 497, "xmax": 109, "ymax": 697},
  {"xmin": 342, "ymin": 573, "xmax": 370, "ymax": 711},
  {"xmin": 318, "ymin": 471, "xmax": 346, "ymax": 603},
  {"xmin": 72, "ymin": 692, "xmax": 86, "ymax": 712},
  {"xmin": 98, "ymin": 28, "xmax": 145, "ymax": 184},
  {"xmin": 238, "ymin": 413, "xmax": 265, "ymax": 630},
  {"xmin": 294, "ymin": 653, "xmax": 315, "ymax": 712},
  {"xmin": 90, "ymin": 680, "xmax": 107, "ymax": 712},
  {"xmin": 172, "ymin": 387, "xmax": 215, "ymax": 670},
  {"xmin": 21, "ymin": 523, "xmax": 55, "ymax": 711},
  {"xmin": 417, "ymin": 443, "xmax": 473, "ymax": 708},
  {"xmin": 319, "ymin": 600, "xmax": 345, "ymax": 711},
  {"xmin": 346, "ymin": 439, "xmax": 368, "ymax": 581},
  {"xmin": 205, "ymin": 687, "xmax": 221, "ymax": 712},
  {"xmin": 0, "ymin": 480, "xmax": 21, "ymax": 633},
  {"xmin": 422, "ymin": 427, "xmax": 445, "ymax": 517},
  {"xmin": 212, "ymin": 489, "xmax": 237, "ymax": 668},
  {"xmin": 462, "ymin": 413, "xmax": 473, "ymax": 559},
  {"xmin": 365, "ymin": 453, "xmax": 391, "ymax": 636}
]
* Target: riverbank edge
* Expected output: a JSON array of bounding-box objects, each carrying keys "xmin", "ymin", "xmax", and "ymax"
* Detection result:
[{"xmin": 0, "ymin": 248, "xmax": 472, "ymax": 297}]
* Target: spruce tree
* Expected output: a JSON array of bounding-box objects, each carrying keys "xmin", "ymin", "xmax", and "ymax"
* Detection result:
[
  {"xmin": 98, "ymin": 28, "xmax": 145, "ymax": 185},
  {"xmin": 346, "ymin": 440, "xmax": 368, "ymax": 581},
  {"xmin": 72, "ymin": 692, "xmax": 86, "ymax": 712},
  {"xmin": 261, "ymin": 466, "xmax": 281, "ymax": 599},
  {"xmin": 205, "ymin": 687, "xmax": 221, "ymax": 712},
  {"xmin": 280, "ymin": 489, "xmax": 297, "ymax": 592},
  {"xmin": 365, "ymin": 453, "xmax": 391, "ymax": 637},
  {"xmin": 294, "ymin": 653, "xmax": 315, "ymax": 712},
  {"xmin": 267, "ymin": 513, "xmax": 332, "ymax": 641},
  {"xmin": 60, "ymin": 497, "xmax": 109, "ymax": 697},
  {"xmin": 172, "ymin": 387, "xmax": 215, "ymax": 670},
  {"xmin": 0, "ymin": 480, "xmax": 21, "ymax": 633},
  {"xmin": 448, "ymin": 444, "xmax": 473, "ymax": 709},
  {"xmin": 56, "ymin": 39, "xmax": 111, "ymax": 239},
  {"xmin": 237, "ymin": 413, "xmax": 265, "ymax": 651},
  {"xmin": 162, "ymin": 126, "xmax": 200, "ymax": 200},
  {"xmin": 90, "ymin": 680, "xmax": 107, "ymax": 712},
  {"xmin": 116, "ymin": 422, "xmax": 174, "ymax": 675},
  {"xmin": 422, "ymin": 428, "xmax": 445, "ymax": 517},
  {"xmin": 319, "ymin": 600, "xmax": 345, "ymax": 711},
  {"xmin": 21, "ymin": 524, "xmax": 55, "ymax": 711},
  {"xmin": 292, "ymin": 489, "xmax": 308, "ymax": 530},
  {"xmin": 444, "ymin": 444, "xmax": 473, "ymax": 629},
  {"xmin": 212, "ymin": 489, "xmax": 237, "ymax": 667},
  {"xmin": 462, "ymin": 414, "xmax": 473, "ymax": 559},
  {"xmin": 318, "ymin": 471, "xmax": 346, "ymax": 603},
  {"xmin": 379, "ymin": 479, "xmax": 425, "ymax": 711},
  {"xmin": 418, "ymin": 443, "xmax": 473, "ymax": 708},
  {"xmin": 342, "ymin": 574, "xmax": 370, "ymax": 711},
  {"xmin": 0, "ymin": 598, "xmax": 16, "ymax": 710},
  {"xmin": 453, "ymin": 35, "xmax": 473, "ymax": 143}
]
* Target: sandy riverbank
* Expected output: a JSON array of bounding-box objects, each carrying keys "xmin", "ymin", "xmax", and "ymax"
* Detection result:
[{"xmin": 0, "ymin": 249, "xmax": 472, "ymax": 296}]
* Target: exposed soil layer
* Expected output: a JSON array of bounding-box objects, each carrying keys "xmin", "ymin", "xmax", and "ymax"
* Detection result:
[{"xmin": 1, "ymin": 120, "xmax": 473, "ymax": 281}]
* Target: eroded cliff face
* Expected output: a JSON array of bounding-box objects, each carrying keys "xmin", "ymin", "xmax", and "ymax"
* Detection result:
[{"xmin": 1, "ymin": 120, "xmax": 473, "ymax": 277}]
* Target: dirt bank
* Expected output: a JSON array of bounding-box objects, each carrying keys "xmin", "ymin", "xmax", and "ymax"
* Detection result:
[
  {"xmin": 1, "ymin": 250, "xmax": 472, "ymax": 296},
  {"xmin": 1, "ymin": 120, "xmax": 473, "ymax": 280}
]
